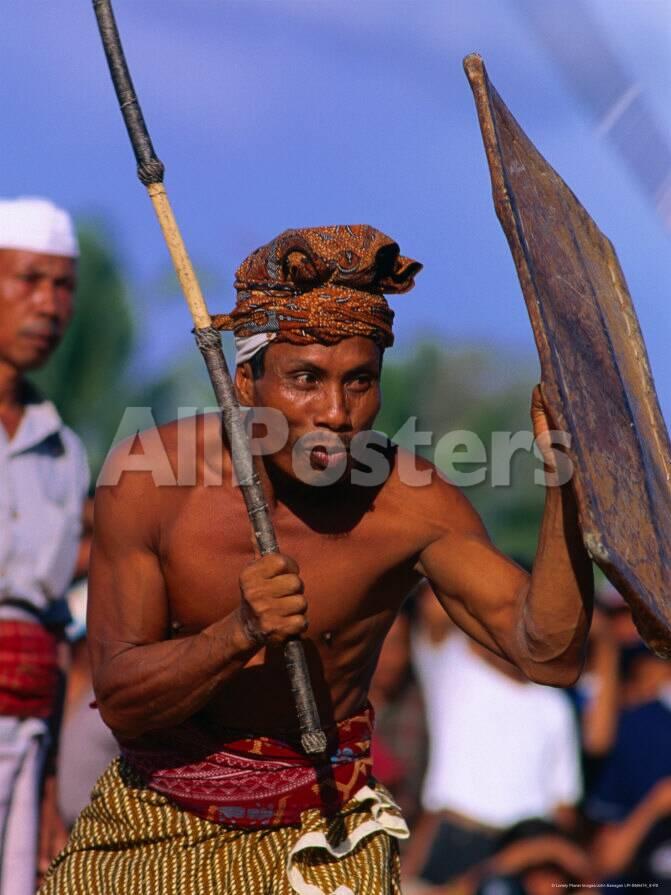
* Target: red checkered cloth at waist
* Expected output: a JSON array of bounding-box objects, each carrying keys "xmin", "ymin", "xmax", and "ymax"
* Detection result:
[
  {"xmin": 120, "ymin": 704, "xmax": 374, "ymax": 828},
  {"xmin": 0, "ymin": 620, "xmax": 59, "ymax": 718}
]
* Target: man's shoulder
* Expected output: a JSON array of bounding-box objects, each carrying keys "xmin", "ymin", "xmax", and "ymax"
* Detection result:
[
  {"xmin": 97, "ymin": 413, "xmax": 226, "ymax": 492},
  {"xmin": 384, "ymin": 445, "xmax": 483, "ymax": 535},
  {"xmin": 24, "ymin": 389, "xmax": 89, "ymax": 491},
  {"xmin": 58, "ymin": 419, "xmax": 87, "ymax": 460},
  {"xmin": 96, "ymin": 417, "xmax": 178, "ymax": 496},
  {"xmin": 93, "ymin": 418, "xmax": 188, "ymax": 536},
  {"xmin": 57, "ymin": 422, "xmax": 90, "ymax": 493}
]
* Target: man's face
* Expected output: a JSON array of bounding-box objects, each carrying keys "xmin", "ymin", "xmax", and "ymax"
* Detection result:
[
  {"xmin": 236, "ymin": 336, "xmax": 382, "ymax": 484},
  {"xmin": 0, "ymin": 249, "xmax": 77, "ymax": 372}
]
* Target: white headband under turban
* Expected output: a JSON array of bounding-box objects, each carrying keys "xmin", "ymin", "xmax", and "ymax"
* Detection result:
[
  {"xmin": 234, "ymin": 332, "xmax": 277, "ymax": 366},
  {"xmin": 0, "ymin": 197, "xmax": 79, "ymax": 259}
]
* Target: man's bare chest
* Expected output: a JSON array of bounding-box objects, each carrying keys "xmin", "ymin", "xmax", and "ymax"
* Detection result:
[{"xmin": 158, "ymin": 487, "xmax": 421, "ymax": 636}]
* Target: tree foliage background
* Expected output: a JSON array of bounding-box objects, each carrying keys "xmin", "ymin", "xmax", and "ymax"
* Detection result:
[{"xmin": 377, "ymin": 343, "xmax": 543, "ymax": 564}]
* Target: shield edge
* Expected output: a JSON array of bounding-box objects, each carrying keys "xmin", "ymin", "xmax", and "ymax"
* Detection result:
[{"xmin": 463, "ymin": 53, "xmax": 671, "ymax": 656}]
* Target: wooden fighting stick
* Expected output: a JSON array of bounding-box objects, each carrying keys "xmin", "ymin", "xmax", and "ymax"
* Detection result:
[{"xmin": 92, "ymin": 0, "xmax": 327, "ymax": 755}]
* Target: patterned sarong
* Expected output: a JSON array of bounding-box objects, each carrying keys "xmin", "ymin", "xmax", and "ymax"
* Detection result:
[
  {"xmin": 0, "ymin": 621, "xmax": 59, "ymax": 718},
  {"xmin": 39, "ymin": 759, "xmax": 408, "ymax": 894}
]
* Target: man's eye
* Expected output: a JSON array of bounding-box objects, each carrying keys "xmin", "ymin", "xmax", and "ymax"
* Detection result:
[
  {"xmin": 17, "ymin": 273, "xmax": 40, "ymax": 284},
  {"xmin": 349, "ymin": 375, "xmax": 372, "ymax": 390},
  {"xmin": 294, "ymin": 372, "xmax": 317, "ymax": 385}
]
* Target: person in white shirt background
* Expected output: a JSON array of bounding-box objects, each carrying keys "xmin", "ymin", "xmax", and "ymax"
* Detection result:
[
  {"xmin": 0, "ymin": 197, "xmax": 88, "ymax": 894},
  {"xmin": 408, "ymin": 580, "xmax": 583, "ymax": 887}
]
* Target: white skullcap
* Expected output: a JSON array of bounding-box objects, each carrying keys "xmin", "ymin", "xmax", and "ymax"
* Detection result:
[
  {"xmin": 235, "ymin": 332, "xmax": 277, "ymax": 366},
  {"xmin": 0, "ymin": 196, "xmax": 79, "ymax": 258}
]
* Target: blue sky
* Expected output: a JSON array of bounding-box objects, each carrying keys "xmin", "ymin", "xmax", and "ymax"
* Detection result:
[{"xmin": 2, "ymin": 0, "xmax": 670, "ymax": 421}]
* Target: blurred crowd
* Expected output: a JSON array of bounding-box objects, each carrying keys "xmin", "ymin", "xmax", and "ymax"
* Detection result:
[{"xmin": 366, "ymin": 578, "xmax": 671, "ymax": 893}]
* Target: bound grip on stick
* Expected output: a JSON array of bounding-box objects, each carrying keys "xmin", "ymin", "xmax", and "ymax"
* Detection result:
[
  {"xmin": 92, "ymin": 0, "xmax": 327, "ymax": 755},
  {"xmin": 195, "ymin": 329, "xmax": 326, "ymax": 755}
]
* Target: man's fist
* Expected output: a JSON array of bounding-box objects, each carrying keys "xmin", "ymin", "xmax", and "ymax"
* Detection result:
[
  {"xmin": 530, "ymin": 383, "xmax": 552, "ymax": 438},
  {"xmin": 237, "ymin": 553, "xmax": 308, "ymax": 647},
  {"xmin": 531, "ymin": 383, "xmax": 556, "ymax": 472}
]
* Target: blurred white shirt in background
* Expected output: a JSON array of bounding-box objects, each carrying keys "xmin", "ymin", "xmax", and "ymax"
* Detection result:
[{"xmin": 414, "ymin": 631, "xmax": 582, "ymax": 828}]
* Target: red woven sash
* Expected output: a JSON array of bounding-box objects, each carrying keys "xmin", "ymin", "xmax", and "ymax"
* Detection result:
[
  {"xmin": 121, "ymin": 706, "xmax": 374, "ymax": 828},
  {"xmin": 0, "ymin": 621, "xmax": 59, "ymax": 718}
]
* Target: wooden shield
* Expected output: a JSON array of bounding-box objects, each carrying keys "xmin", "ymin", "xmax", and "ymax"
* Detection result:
[{"xmin": 464, "ymin": 54, "xmax": 671, "ymax": 657}]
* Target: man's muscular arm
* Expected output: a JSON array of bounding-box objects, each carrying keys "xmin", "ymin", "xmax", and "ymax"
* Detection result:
[
  {"xmin": 416, "ymin": 388, "xmax": 593, "ymax": 686},
  {"xmin": 89, "ymin": 449, "xmax": 307, "ymax": 740}
]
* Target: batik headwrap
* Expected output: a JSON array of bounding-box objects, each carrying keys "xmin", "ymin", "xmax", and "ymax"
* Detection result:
[{"xmin": 212, "ymin": 225, "xmax": 422, "ymax": 361}]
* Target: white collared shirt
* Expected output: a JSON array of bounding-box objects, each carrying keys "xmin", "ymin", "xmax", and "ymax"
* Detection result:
[{"xmin": 0, "ymin": 397, "xmax": 89, "ymax": 624}]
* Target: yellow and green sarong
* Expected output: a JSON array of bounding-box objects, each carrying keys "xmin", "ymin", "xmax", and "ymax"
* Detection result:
[{"xmin": 39, "ymin": 758, "xmax": 408, "ymax": 894}]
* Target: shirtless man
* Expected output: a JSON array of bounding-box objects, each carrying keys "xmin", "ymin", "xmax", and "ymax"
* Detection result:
[{"xmin": 41, "ymin": 225, "xmax": 593, "ymax": 895}]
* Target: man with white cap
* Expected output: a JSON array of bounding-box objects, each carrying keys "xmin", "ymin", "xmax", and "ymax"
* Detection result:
[{"xmin": 0, "ymin": 197, "xmax": 88, "ymax": 894}]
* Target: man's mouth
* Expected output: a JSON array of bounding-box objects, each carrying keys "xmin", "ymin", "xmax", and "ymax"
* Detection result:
[
  {"xmin": 308, "ymin": 444, "xmax": 350, "ymax": 470},
  {"xmin": 19, "ymin": 325, "xmax": 60, "ymax": 348}
]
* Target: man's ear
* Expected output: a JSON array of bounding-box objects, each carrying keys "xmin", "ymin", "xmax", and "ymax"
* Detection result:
[{"xmin": 235, "ymin": 362, "xmax": 255, "ymax": 406}]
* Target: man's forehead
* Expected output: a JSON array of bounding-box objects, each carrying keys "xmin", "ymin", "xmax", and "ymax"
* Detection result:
[
  {"xmin": 0, "ymin": 248, "xmax": 77, "ymax": 274},
  {"xmin": 265, "ymin": 337, "xmax": 381, "ymax": 369}
]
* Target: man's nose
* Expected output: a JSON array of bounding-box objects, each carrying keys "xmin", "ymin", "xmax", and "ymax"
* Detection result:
[
  {"xmin": 314, "ymin": 385, "xmax": 352, "ymax": 432},
  {"xmin": 32, "ymin": 279, "xmax": 61, "ymax": 317}
]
